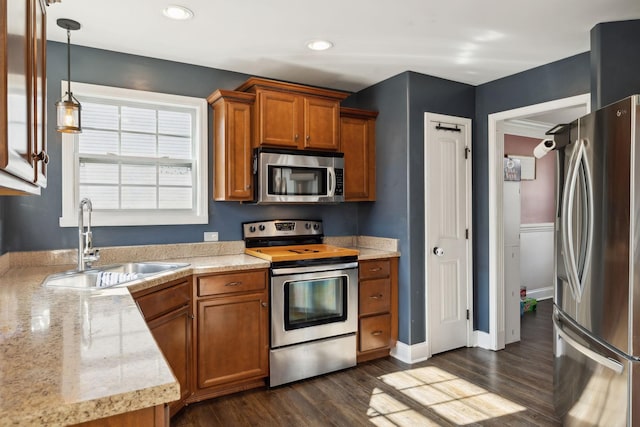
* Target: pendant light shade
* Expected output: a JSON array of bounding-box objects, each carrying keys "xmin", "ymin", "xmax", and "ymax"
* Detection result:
[{"xmin": 55, "ymin": 18, "xmax": 82, "ymax": 133}]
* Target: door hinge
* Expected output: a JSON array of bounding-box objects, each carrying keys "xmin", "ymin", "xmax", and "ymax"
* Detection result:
[
  {"xmin": 466, "ymin": 309, "xmax": 470, "ymax": 320},
  {"xmin": 465, "ymin": 229, "xmax": 469, "ymax": 239},
  {"xmin": 465, "ymin": 146, "xmax": 470, "ymax": 159}
]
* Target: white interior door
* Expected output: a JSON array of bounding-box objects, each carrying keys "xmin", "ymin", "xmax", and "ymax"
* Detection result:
[{"xmin": 425, "ymin": 113, "xmax": 472, "ymax": 356}]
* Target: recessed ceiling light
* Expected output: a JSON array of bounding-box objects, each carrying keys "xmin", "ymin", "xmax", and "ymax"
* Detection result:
[
  {"xmin": 162, "ymin": 5, "xmax": 194, "ymax": 20},
  {"xmin": 306, "ymin": 40, "xmax": 334, "ymax": 51}
]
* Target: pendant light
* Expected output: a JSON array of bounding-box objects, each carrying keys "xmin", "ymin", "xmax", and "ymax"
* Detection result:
[{"xmin": 55, "ymin": 18, "xmax": 82, "ymax": 133}]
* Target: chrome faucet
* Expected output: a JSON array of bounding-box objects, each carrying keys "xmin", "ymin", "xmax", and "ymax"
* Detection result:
[{"xmin": 78, "ymin": 198, "xmax": 100, "ymax": 271}]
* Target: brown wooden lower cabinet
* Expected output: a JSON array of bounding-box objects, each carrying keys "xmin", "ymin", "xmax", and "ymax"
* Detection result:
[
  {"xmin": 189, "ymin": 269, "xmax": 269, "ymax": 402},
  {"xmin": 357, "ymin": 257, "xmax": 399, "ymax": 363},
  {"xmin": 132, "ymin": 278, "xmax": 193, "ymax": 417},
  {"xmin": 70, "ymin": 404, "xmax": 168, "ymax": 427}
]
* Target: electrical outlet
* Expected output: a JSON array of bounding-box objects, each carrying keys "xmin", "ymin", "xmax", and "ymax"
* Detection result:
[{"xmin": 203, "ymin": 232, "xmax": 219, "ymax": 242}]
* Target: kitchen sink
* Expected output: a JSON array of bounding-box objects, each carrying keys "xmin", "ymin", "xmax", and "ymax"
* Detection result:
[{"xmin": 42, "ymin": 262, "xmax": 190, "ymax": 290}]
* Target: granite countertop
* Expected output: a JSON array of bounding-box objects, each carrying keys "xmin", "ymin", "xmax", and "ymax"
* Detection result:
[
  {"xmin": 0, "ymin": 253, "xmax": 268, "ymax": 426},
  {"xmin": 0, "ymin": 237, "xmax": 398, "ymax": 426}
]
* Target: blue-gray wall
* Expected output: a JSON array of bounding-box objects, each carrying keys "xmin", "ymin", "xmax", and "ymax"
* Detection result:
[
  {"xmin": 342, "ymin": 72, "xmax": 475, "ymax": 345},
  {"xmin": 473, "ymin": 52, "xmax": 591, "ymax": 331},
  {"xmin": 2, "ymin": 42, "xmax": 358, "ymax": 252},
  {"xmin": 591, "ymin": 20, "xmax": 640, "ymax": 109}
]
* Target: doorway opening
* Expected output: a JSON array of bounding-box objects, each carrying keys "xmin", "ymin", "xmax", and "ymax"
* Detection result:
[{"xmin": 487, "ymin": 94, "xmax": 590, "ymax": 350}]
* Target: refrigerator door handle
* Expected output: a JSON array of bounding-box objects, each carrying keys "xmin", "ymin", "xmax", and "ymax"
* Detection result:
[
  {"xmin": 579, "ymin": 139, "xmax": 594, "ymax": 294},
  {"xmin": 561, "ymin": 139, "xmax": 593, "ymax": 302},
  {"xmin": 553, "ymin": 315, "xmax": 624, "ymax": 375},
  {"xmin": 561, "ymin": 140, "xmax": 582, "ymax": 300}
]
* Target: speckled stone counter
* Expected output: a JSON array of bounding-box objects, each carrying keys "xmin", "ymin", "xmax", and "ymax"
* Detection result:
[
  {"xmin": 0, "ymin": 250, "xmax": 268, "ymax": 427},
  {"xmin": 0, "ymin": 237, "xmax": 395, "ymax": 426}
]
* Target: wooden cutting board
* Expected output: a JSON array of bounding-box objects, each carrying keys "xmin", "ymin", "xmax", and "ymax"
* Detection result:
[{"xmin": 245, "ymin": 244, "xmax": 359, "ymax": 262}]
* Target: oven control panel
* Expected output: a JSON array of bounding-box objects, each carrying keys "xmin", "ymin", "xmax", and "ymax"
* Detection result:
[{"xmin": 243, "ymin": 219, "xmax": 323, "ymax": 239}]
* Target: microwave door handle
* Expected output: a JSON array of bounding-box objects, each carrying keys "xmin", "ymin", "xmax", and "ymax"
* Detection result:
[
  {"xmin": 328, "ymin": 168, "xmax": 336, "ymax": 196},
  {"xmin": 561, "ymin": 140, "xmax": 582, "ymax": 301}
]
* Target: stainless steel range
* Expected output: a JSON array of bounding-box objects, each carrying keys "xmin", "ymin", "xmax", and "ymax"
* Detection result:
[{"xmin": 244, "ymin": 219, "xmax": 359, "ymax": 387}]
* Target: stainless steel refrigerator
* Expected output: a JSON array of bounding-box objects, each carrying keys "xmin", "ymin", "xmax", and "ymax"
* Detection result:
[{"xmin": 551, "ymin": 95, "xmax": 640, "ymax": 426}]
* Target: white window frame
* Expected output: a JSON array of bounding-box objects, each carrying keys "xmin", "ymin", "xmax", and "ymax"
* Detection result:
[{"xmin": 59, "ymin": 81, "xmax": 209, "ymax": 227}]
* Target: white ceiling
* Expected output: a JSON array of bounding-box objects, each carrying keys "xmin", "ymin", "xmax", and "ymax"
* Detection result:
[{"xmin": 45, "ymin": 0, "xmax": 640, "ymax": 93}]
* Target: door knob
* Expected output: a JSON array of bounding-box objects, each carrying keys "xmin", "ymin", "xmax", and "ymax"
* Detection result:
[{"xmin": 433, "ymin": 247, "xmax": 444, "ymax": 256}]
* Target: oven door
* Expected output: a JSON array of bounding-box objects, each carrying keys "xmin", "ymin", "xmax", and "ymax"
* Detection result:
[{"xmin": 271, "ymin": 262, "xmax": 358, "ymax": 348}]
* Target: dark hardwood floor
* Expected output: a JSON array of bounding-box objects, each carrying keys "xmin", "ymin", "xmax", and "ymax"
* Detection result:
[{"xmin": 172, "ymin": 299, "xmax": 559, "ymax": 426}]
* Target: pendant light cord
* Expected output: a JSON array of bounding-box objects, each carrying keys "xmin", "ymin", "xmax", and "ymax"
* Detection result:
[{"xmin": 66, "ymin": 28, "xmax": 72, "ymax": 98}]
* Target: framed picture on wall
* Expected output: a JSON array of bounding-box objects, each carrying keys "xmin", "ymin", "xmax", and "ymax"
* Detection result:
[{"xmin": 504, "ymin": 157, "xmax": 521, "ymax": 181}]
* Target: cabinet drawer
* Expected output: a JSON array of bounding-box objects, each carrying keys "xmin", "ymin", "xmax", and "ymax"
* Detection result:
[
  {"xmin": 198, "ymin": 270, "xmax": 267, "ymax": 297},
  {"xmin": 359, "ymin": 259, "xmax": 390, "ymax": 280},
  {"xmin": 359, "ymin": 278, "xmax": 391, "ymax": 316},
  {"xmin": 359, "ymin": 314, "xmax": 391, "ymax": 352},
  {"xmin": 136, "ymin": 280, "xmax": 190, "ymax": 321}
]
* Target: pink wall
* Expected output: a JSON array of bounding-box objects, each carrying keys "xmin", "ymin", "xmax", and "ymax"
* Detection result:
[{"xmin": 504, "ymin": 134, "xmax": 555, "ymax": 224}]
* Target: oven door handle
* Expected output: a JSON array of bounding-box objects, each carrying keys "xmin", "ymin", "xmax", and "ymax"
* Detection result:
[{"xmin": 271, "ymin": 261, "xmax": 358, "ymax": 276}]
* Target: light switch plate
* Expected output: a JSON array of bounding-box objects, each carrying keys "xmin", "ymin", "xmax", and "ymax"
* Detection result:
[{"xmin": 203, "ymin": 232, "xmax": 219, "ymax": 242}]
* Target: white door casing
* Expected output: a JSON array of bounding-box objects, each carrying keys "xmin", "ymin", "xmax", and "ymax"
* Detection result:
[
  {"xmin": 486, "ymin": 94, "xmax": 590, "ymax": 351},
  {"xmin": 424, "ymin": 113, "xmax": 473, "ymax": 357}
]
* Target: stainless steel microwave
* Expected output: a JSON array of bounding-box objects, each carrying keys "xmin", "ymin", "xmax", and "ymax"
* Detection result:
[{"xmin": 253, "ymin": 148, "xmax": 344, "ymax": 204}]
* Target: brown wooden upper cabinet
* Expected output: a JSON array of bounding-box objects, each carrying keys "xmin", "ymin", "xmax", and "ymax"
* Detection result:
[
  {"xmin": 236, "ymin": 78, "xmax": 348, "ymax": 151},
  {"xmin": 1, "ymin": 0, "xmax": 48, "ymax": 195},
  {"xmin": 341, "ymin": 108, "xmax": 378, "ymax": 201},
  {"xmin": 207, "ymin": 89, "xmax": 255, "ymax": 201}
]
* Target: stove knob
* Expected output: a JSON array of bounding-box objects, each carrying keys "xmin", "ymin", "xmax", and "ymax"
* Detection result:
[
  {"xmin": 249, "ymin": 226, "xmax": 256, "ymax": 233},
  {"xmin": 259, "ymin": 224, "xmax": 266, "ymax": 231},
  {"xmin": 313, "ymin": 224, "xmax": 320, "ymax": 231},
  {"xmin": 305, "ymin": 223, "xmax": 311, "ymax": 230}
]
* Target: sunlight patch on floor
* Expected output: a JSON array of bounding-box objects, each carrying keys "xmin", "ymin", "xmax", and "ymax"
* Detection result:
[{"xmin": 368, "ymin": 366, "xmax": 526, "ymax": 425}]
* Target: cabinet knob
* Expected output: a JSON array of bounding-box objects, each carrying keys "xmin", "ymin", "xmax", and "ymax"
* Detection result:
[
  {"xmin": 371, "ymin": 330, "xmax": 383, "ymax": 336},
  {"xmin": 261, "ymin": 302, "xmax": 268, "ymax": 307},
  {"xmin": 295, "ymin": 134, "xmax": 299, "ymax": 141},
  {"xmin": 32, "ymin": 151, "xmax": 49, "ymax": 164},
  {"xmin": 306, "ymin": 135, "xmax": 310, "ymax": 141}
]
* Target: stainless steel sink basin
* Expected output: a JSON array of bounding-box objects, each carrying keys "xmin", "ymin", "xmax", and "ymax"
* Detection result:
[
  {"xmin": 42, "ymin": 262, "xmax": 190, "ymax": 290},
  {"xmin": 100, "ymin": 262, "xmax": 189, "ymax": 275}
]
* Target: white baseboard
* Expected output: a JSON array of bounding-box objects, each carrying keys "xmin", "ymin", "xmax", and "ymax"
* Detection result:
[
  {"xmin": 391, "ymin": 340, "xmax": 430, "ymax": 364},
  {"xmin": 526, "ymin": 286, "xmax": 553, "ymax": 301},
  {"xmin": 474, "ymin": 330, "xmax": 493, "ymax": 350}
]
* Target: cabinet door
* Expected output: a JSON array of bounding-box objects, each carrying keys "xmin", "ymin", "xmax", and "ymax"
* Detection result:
[
  {"xmin": 1, "ymin": 0, "xmax": 36, "ymax": 184},
  {"xmin": 341, "ymin": 115, "xmax": 376, "ymax": 200},
  {"xmin": 214, "ymin": 100, "xmax": 252, "ymax": 200},
  {"xmin": 304, "ymin": 96, "xmax": 339, "ymax": 151},
  {"xmin": 147, "ymin": 305, "xmax": 192, "ymax": 417},
  {"xmin": 256, "ymin": 90, "xmax": 300, "ymax": 148},
  {"xmin": 197, "ymin": 292, "xmax": 268, "ymax": 389},
  {"xmin": 31, "ymin": 0, "xmax": 46, "ymax": 186}
]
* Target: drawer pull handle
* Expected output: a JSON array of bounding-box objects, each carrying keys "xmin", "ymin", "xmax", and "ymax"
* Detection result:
[
  {"xmin": 371, "ymin": 330, "xmax": 383, "ymax": 336},
  {"xmin": 369, "ymin": 267, "xmax": 382, "ymax": 272},
  {"xmin": 225, "ymin": 281, "xmax": 242, "ymax": 287},
  {"xmin": 369, "ymin": 293, "xmax": 384, "ymax": 300}
]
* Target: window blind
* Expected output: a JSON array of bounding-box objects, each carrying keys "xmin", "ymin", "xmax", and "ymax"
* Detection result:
[{"xmin": 77, "ymin": 100, "xmax": 195, "ymax": 211}]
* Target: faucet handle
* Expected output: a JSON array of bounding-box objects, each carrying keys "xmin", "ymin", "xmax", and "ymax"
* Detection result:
[{"xmin": 84, "ymin": 249, "xmax": 100, "ymax": 267}]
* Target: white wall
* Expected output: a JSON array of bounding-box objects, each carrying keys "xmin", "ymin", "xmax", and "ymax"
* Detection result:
[{"xmin": 519, "ymin": 222, "xmax": 554, "ymax": 300}]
